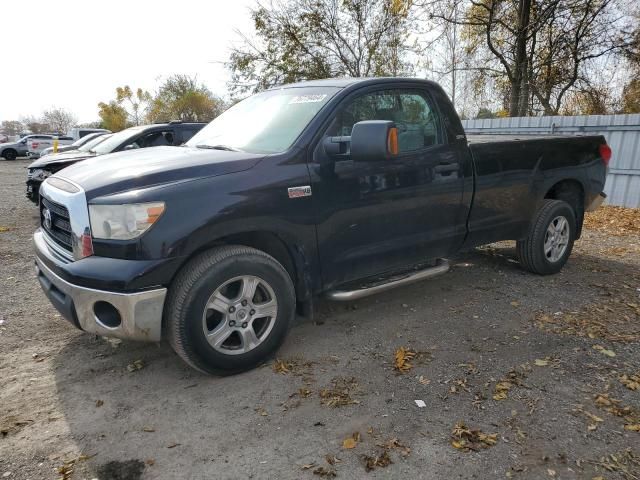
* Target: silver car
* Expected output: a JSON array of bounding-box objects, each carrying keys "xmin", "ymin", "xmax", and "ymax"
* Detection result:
[{"xmin": 38, "ymin": 132, "xmax": 108, "ymax": 157}]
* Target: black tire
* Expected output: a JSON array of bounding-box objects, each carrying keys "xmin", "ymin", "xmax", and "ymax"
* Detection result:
[
  {"xmin": 517, "ymin": 199, "xmax": 576, "ymax": 275},
  {"xmin": 3, "ymin": 149, "xmax": 17, "ymax": 161},
  {"xmin": 166, "ymin": 245, "xmax": 295, "ymax": 375}
]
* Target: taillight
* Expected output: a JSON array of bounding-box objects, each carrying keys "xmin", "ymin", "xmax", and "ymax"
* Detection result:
[
  {"xmin": 32, "ymin": 142, "xmax": 39, "ymax": 149},
  {"xmin": 599, "ymin": 144, "xmax": 612, "ymax": 166}
]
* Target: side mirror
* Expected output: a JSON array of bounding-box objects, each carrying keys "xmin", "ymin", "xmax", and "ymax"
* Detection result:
[
  {"xmin": 322, "ymin": 120, "xmax": 399, "ymax": 162},
  {"xmin": 350, "ymin": 120, "xmax": 398, "ymax": 162},
  {"xmin": 20, "ymin": 139, "xmax": 27, "ymax": 144}
]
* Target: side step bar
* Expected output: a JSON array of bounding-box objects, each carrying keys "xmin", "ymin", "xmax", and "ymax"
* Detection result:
[{"xmin": 326, "ymin": 258, "xmax": 450, "ymax": 301}]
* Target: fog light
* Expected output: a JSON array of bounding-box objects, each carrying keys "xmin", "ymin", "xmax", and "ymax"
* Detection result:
[{"xmin": 93, "ymin": 301, "xmax": 122, "ymax": 328}]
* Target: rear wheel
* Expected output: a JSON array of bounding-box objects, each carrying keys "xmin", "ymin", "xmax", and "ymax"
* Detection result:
[
  {"xmin": 3, "ymin": 149, "xmax": 17, "ymax": 161},
  {"xmin": 516, "ymin": 199, "xmax": 576, "ymax": 275},
  {"xmin": 166, "ymin": 245, "xmax": 295, "ymax": 375}
]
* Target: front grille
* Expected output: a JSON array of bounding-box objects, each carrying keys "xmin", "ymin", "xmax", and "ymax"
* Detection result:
[{"xmin": 41, "ymin": 196, "xmax": 73, "ymax": 253}]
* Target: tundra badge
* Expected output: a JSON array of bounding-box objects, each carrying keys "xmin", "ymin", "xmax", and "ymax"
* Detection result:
[{"xmin": 288, "ymin": 186, "xmax": 312, "ymax": 198}]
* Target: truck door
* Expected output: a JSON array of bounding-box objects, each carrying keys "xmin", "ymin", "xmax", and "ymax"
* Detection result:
[{"xmin": 310, "ymin": 86, "xmax": 468, "ymax": 288}]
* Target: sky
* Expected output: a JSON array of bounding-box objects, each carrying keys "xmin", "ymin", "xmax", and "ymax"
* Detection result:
[{"xmin": 0, "ymin": 0, "xmax": 255, "ymax": 124}]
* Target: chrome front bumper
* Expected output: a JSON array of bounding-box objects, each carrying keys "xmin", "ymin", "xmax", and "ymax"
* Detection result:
[{"xmin": 34, "ymin": 241, "xmax": 166, "ymax": 342}]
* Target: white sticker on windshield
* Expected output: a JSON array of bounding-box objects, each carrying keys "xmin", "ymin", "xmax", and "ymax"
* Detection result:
[{"xmin": 288, "ymin": 94, "xmax": 327, "ymax": 104}]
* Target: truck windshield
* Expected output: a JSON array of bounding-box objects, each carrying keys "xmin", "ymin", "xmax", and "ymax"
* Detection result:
[
  {"xmin": 91, "ymin": 126, "xmax": 146, "ymax": 154},
  {"xmin": 78, "ymin": 134, "xmax": 112, "ymax": 152},
  {"xmin": 186, "ymin": 87, "xmax": 340, "ymax": 154}
]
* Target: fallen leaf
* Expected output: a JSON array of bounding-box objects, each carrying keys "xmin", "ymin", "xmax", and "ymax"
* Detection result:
[
  {"xmin": 592, "ymin": 345, "xmax": 616, "ymax": 357},
  {"xmin": 319, "ymin": 377, "xmax": 360, "ymax": 408},
  {"xmin": 301, "ymin": 463, "xmax": 316, "ymax": 470},
  {"xmin": 493, "ymin": 381, "xmax": 512, "ymax": 400},
  {"xmin": 620, "ymin": 373, "xmax": 640, "ymax": 391},
  {"xmin": 255, "ymin": 407, "xmax": 268, "ymax": 417},
  {"xmin": 127, "ymin": 359, "xmax": 145, "ymax": 372},
  {"xmin": 450, "ymin": 422, "xmax": 498, "ymax": 451},
  {"xmin": 624, "ymin": 424, "xmax": 640, "ymax": 432},
  {"xmin": 145, "ymin": 459, "xmax": 155, "ymax": 466},
  {"xmin": 273, "ymin": 359, "xmax": 291, "ymax": 374},
  {"xmin": 95, "ymin": 400, "xmax": 104, "ymax": 407},
  {"xmin": 142, "ymin": 426, "xmax": 155, "ymax": 432},
  {"xmin": 418, "ymin": 375, "xmax": 430, "ymax": 385},
  {"xmin": 312, "ymin": 466, "xmax": 337, "ymax": 477},
  {"xmin": 510, "ymin": 301, "xmax": 520, "ymax": 307},
  {"xmin": 167, "ymin": 443, "xmax": 180, "ymax": 449},
  {"xmin": 343, "ymin": 433, "xmax": 359, "ymax": 449},
  {"xmin": 324, "ymin": 454, "xmax": 340, "ymax": 466},
  {"xmin": 534, "ymin": 359, "xmax": 549, "ymax": 367},
  {"xmin": 362, "ymin": 451, "xmax": 393, "ymax": 471},
  {"xmin": 379, "ymin": 438, "xmax": 411, "ymax": 458},
  {"xmin": 394, "ymin": 347, "xmax": 416, "ymax": 373}
]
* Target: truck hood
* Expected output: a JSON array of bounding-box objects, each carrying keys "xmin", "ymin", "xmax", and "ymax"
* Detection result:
[
  {"xmin": 53, "ymin": 146, "xmax": 265, "ymax": 199},
  {"xmin": 29, "ymin": 150, "xmax": 96, "ymax": 168}
]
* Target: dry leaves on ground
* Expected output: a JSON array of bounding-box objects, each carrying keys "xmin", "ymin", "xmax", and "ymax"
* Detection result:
[
  {"xmin": 342, "ymin": 432, "xmax": 360, "ymax": 449},
  {"xmin": 362, "ymin": 451, "xmax": 393, "ymax": 472},
  {"xmin": 620, "ymin": 373, "xmax": 640, "ymax": 391},
  {"xmin": 56, "ymin": 454, "xmax": 94, "ymax": 480},
  {"xmin": 584, "ymin": 206, "xmax": 640, "ymax": 236},
  {"xmin": 585, "ymin": 449, "xmax": 640, "ymax": 480},
  {"xmin": 377, "ymin": 438, "xmax": 411, "ymax": 458},
  {"xmin": 450, "ymin": 422, "xmax": 498, "ymax": 451},
  {"xmin": 126, "ymin": 359, "xmax": 144, "ymax": 372},
  {"xmin": 535, "ymin": 288, "xmax": 640, "ymax": 343},
  {"xmin": 312, "ymin": 466, "xmax": 337, "ymax": 477},
  {"xmin": 594, "ymin": 394, "xmax": 640, "ymax": 432},
  {"xmin": 493, "ymin": 369, "xmax": 527, "ymax": 401},
  {"xmin": 319, "ymin": 377, "xmax": 361, "ymax": 407},
  {"xmin": 273, "ymin": 357, "xmax": 315, "ymax": 376},
  {"xmin": 394, "ymin": 347, "xmax": 416, "ymax": 373}
]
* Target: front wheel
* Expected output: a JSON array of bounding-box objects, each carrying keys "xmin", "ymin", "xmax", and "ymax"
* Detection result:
[
  {"xmin": 3, "ymin": 149, "xmax": 17, "ymax": 161},
  {"xmin": 517, "ymin": 199, "xmax": 576, "ymax": 275},
  {"xmin": 166, "ymin": 246, "xmax": 295, "ymax": 375}
]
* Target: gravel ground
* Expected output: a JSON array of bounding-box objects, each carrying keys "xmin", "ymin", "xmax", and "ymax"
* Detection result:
[{"xmin": 1, "ymin": 158, "xmax": 639, "ymax": 480}]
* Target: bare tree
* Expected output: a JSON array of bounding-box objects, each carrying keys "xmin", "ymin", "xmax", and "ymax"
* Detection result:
[
  {"xmin": 429, "ymin": 0, "xmax": 635, "ymax": 116},
  {"xmin": 0, "ymin": 120, "xmax": 25, "ymax": 136},
  {"xmin": 42, "ymin": 107, "xmax": 77, "ymax": 134}
]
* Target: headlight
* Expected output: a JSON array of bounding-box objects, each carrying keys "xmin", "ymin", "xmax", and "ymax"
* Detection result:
[
  {"xmin": 29, "ymin": 169, "xmax": 51, "ymax": 181},
  {"xmin": 89, "ymin": 202, "xmax": 165, "ymax": 240}
]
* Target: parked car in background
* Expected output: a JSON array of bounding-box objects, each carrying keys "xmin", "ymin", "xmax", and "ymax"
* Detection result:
[
  {"xmin": 27, "ymin": 134, "xmax": 113, "ymax": 202},
  {"xmin": 1, "ymin": 134, "xmax": 50, "ymax": 160},
  {"xmin": 67, "ymin": 127, "xmax": 110, "ymax": 141},
  {"xmin": 0, "ymin": 134, "xmax": 8, "ymax": 143},
  {"xmin": 32, "ymin": 77, "xmax": 609, "ymax": 375},
  {"xmin": 38, "ymin": 132, "xmax": 107, "ymax": 157},
  {"xmin": 26, "ymin": 122, "xmax": 205, "ymax": 203},
  {"xmin": 27, "ymin": 135, "xmax": 74, "ymax": 158}
]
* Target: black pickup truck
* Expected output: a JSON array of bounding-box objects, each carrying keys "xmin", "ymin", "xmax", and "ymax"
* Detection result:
[{"xmin": 33, "ymin": 77, "xmax": 609, "ymax": 375}]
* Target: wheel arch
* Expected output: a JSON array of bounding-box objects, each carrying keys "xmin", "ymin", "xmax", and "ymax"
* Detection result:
[
  {"xmin": 543, "ymin": 178, "xmax": 585, "ymax": 238},
  {"xmin": 170, "ymin": 228, "xmax": 314, "ymax": 309}
]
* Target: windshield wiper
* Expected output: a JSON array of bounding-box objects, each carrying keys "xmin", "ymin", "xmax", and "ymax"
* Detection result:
[{"xmin": 195, "ymin": 144, "xmax": 239, "ymax": 152}]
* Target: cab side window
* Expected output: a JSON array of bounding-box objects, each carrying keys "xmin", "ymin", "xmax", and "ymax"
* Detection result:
[
  {"xmin": 333, "ymin": 90, "xmax": 441, "ymax": 153},
  {"xmin": 125, "ymin": 130, "xmax": 176, "ymax": 149}
]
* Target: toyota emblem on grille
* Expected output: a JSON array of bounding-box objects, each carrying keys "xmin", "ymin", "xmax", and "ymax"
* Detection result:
[{"xmin": 43, "ymin": 208, "xmax": 52, "ymax": 230}]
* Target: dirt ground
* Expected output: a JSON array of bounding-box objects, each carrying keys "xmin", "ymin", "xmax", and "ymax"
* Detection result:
[{"xmin": 1, "ymin": 158, "xmax": 639, "ymax": 480}]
